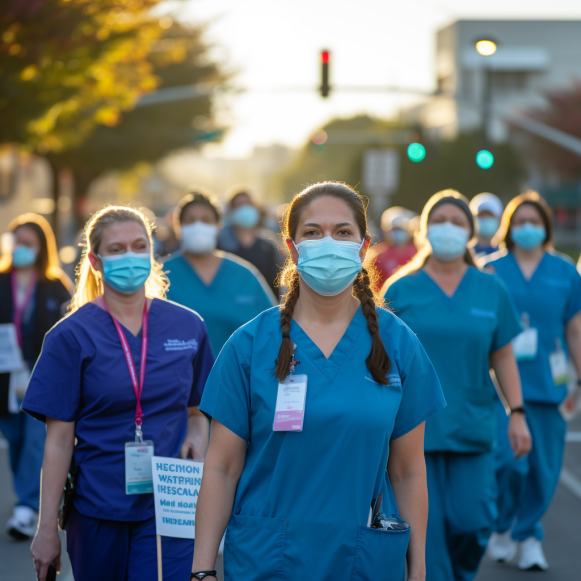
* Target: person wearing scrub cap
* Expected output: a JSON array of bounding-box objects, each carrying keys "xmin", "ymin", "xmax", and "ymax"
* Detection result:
[
  {"xmin": 383, "ymin": 189, "xmax": 531, "ymax": 581},
  {"xmin": 217, "ymin": 186, "xmax": 284, "ymax": 294},
  {"xmin": 23, "ymin": 206, "xmax": 214, "ymax": 581},
  {"xmin": 0, "ymin": 213, "xmax": 72, "ymax": 540},
  {"xmin": 165, "ymin": 190, "xmax": 276, "ymax": 355},
  {"xmin": 191, "ymin": 181, "xmax": 446, "ymax": 580},
  {"xmin": 470, "ymin": 192, "xmax": 504, "ymax": 257},
  {"xmin": 483, "ymin": 191, "xmax": 581, "ymax": 571},
  {"xmin": 369, "ymin": 206, "xmax": 418, "ymax": 291}
]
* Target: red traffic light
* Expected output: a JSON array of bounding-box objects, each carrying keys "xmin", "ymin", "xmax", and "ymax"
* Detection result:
[{"xmin": 321, "ymin": 50, "xmax": 330, "ymax": 64}]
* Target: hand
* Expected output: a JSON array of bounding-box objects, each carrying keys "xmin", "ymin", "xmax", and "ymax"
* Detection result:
[
  {"xmin": 31, "ymin": 526, "xmax": 61, "ymax": 581},
  {"xmin": 508, "ymin": 412, "xmax": 532, "ymax": 458},
  {"xmin": 180, "ymin": 435, "xmax": 200, "ymax": 460}
]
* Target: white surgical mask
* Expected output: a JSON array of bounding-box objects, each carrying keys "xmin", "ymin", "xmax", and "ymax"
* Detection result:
[
  {"xmin": 181, "ymin": 222, "xmax": 218, "ymax": 255},
  {"xmin": 427, "ymin": 222, "xmax": 469, "ymax": 261}
]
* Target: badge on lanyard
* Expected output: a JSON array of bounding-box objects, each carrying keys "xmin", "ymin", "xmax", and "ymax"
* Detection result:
[
  {"xmin": 102, "ymin": 299, "xmax": 155, "ymax": 494},
  {"xmin": 273, "ymin": 345, "xmax": 307, "ymax": 432},
  {"xmin": 549, "ymin": 338, "xmax": 568, "ymax": 386},
  {"xmin": 512, "ymin": 313, "xmax": 538, "ymax": 362}
]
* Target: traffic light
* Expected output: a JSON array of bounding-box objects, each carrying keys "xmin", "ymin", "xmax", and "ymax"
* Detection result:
[
  {"xmin": 320, "ymin": 50, "xmax": 330, "ymax": 98},
  {"xmin": 476, "ymin": 149, "xmax": 494, "ymax": 169},
  {"xmin": 407, "ymin": 143, "xmax": 426, "ymax": 162}
]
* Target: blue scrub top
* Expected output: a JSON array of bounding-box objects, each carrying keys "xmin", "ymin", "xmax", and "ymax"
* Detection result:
[
  {"xmin": 165, "ymin": 252, "xmax": 276, "ymax": 355},
  {"xmin": 385, "ymin": 266, "xmax": 521, "ymax": 453},
  {"xmin": 22, "ymin": 299, "xmax": 214, "ymax": 521},
  {"xmin": 200, "ymin": 306, "xmax": 445, "ymax": 579},
  {"xmin": 484, "ymin": 251, "xmax": 581, "ymax": 404}
]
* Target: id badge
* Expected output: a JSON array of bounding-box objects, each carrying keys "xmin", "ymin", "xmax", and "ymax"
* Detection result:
[
  {"xmin": 549, "ymin": 351, "xmax": 568, "ymax": 385},
  {"xmin": 125, "ymin": 441, "xmax": 154, "ymax": 494},
  {"xmin": 512, "ymin": 328, "xmax": 538, "ymax": 361},
  {"xmin": 273, "ymin": 374, "xmax": 307, "ymax": 432}
]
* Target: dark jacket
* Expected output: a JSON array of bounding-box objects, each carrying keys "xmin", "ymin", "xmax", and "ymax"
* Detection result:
[{"xmin": 0, "ymin": 272, "xmax": 71, "ymax": 415}]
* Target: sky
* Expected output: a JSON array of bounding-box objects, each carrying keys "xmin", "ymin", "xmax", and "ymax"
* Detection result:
[{"xmin": 167, "ymin": 0, "xmax": 581, "ymax": 158}]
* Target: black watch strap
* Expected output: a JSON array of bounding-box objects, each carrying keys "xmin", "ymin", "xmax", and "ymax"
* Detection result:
[
  {"xmin": 191, "ymin": 572, "xmax": 217, "ymax": 580},
  {"xmin": 510, "ymin": 406, "xmax": 526, "ymax": 415}
]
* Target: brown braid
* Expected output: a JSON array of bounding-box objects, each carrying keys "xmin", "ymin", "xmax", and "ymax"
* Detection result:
[
  {"xmin": 273, "ymin": 181, "xmax": 392, "ymax": 385},
  {"xmin": 353, "ymin": 268, "xmax": 391, "ymax": 384}
]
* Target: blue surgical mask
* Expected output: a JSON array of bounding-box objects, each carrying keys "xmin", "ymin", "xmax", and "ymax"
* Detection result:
[
  {"xmin": 99, "ymin": 252, "xmax": 151, "ymax": 294},
  {"xmin": 12, "ymin": 245, "xmax": 38, "ymax": 268},
  {"xmin": 427, "ymin": 223, "xmax": 469, "ymax": 261},
  {"xmin": 511, "ymin": 223, "xmax": 545, "ymax": 251},
  {"xmin": 477, "ymin": 217, "xmax": 500, "ymax": 237},
  {"xmin": 230, "ymin": 204, "xmax": 260, "ymax": 229},
  {"xmin": 295, "ymin": 236, "xmax": 364, "ymax": 297},
  {"xmin": 391, "ymin": 229, "xmax": 410, "ymax": 246}
]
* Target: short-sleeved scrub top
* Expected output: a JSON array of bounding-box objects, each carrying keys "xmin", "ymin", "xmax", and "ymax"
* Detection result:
[
  {"xmin": 385, "ymin": 266, "xmax": 521, "ymax": 453},
  {"xmin": 22, "ymin": 299, "xmax": 214, "ymax": 521},
  {"xmin": 200, "ymin": 306, "xmax": 445, "ymax": 580},
  {"xmin": 484, "ymin": 251, "xmax": 581, "ymax": 404},
  {"xmin": 165, "ymin": 252, "xmax": 277, "ymax": 355}
]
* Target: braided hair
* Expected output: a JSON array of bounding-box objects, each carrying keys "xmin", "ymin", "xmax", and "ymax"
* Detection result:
[{"xmin": 274, "ymin": 182, "xmax": 391, "ymax": 385}]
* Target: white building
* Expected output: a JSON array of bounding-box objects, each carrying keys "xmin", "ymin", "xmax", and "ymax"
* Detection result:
[{"xmin": 401, "ymin": 20, "xmax": 581, "ymax": 142}]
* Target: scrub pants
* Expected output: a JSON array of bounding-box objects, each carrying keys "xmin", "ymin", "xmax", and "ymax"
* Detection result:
[
  {"xmin": 67, "ymin": 505, "xmax": 195, "ymax": 581},
  {"xmin": 494, "ymin": 400, "xmax": 566, "ymax": 541},
  {"xmin": 425, "ymin": 451, "xmax": 497, "ymax": 581},
  {"xmin": 0, "ymin": 409, "xmax": 45, "ymax": 511}
]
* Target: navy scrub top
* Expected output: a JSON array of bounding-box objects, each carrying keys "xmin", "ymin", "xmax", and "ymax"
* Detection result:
[
  {"xmin": 200, "ymin": 306, "xmax": 445, "ymax": 580},
  {"xmin": 165, "ymin": 252, "xmax": 276, "ymax": 355},
  {"xmin": 23, "ymin": 298, "xmax": 214, "ymax": 521},
  {"xmin": 484, "ymin": 251, "xmax": 581, "ymax": 404},
  {"xmin": 385, "ymin": 266, "xmax": 521, "ymax": 453}
]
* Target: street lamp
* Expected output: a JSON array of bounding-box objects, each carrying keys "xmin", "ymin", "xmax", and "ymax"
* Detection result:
[
  {"xmin": 476, "ymin": 40, "xmax": 497, "ymax": 56},
  {"xmin": 475, "ymin": 38, "xmax": 497, "ymax": 145}
]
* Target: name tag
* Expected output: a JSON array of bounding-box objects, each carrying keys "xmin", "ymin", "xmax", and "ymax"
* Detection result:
[
  {"xmin": 273, "ymin": 374, "xmax": 308, "ymax": 432},
  {"xmin": 549, "ymin": 350, "xmax": 568, "ymax": 385},
  {"xmin": 512, "ymin": 328, "xmax": 538, "ymax": 361},
  {"xmin": 125, "ymin": 441, "xmax": 155, "ymax": 494}
]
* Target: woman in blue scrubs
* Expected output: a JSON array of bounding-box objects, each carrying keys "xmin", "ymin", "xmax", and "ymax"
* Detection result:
[
  {"xmin": 188, "ymin": 181, "xmax": 446, "ymax": 581},
  {"xmin": 23, "ymin": 206, "xmax": 214, "ymax": 581},
  {"xmin": 165, "ymin": 190, "xmax": 277, "ymax": 355},
  {"xmin": 382, "ymin": 190, "xmax": 532, "ymax": 581},
  {"xmin": 483, "ymin": 191, "xmax": 581, "ymax": 571}
]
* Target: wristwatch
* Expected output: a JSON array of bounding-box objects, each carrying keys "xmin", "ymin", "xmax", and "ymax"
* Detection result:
[
  {"xmin": 191, "ymin": 572, "xmax": 217, "ymax": 580},
  {"xmin": 510, "ymin": 406, "xmax": 526, "ymax": 415}
]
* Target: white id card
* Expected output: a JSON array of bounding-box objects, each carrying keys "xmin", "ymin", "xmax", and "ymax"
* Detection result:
[
  {"xmin": 0, "ymin": 323, "xmax": 24, "ymax": 373},
  {"xmin": 549, "ymin": 350, "xmax": 568, "ymax": 385},
  {"xmin": 125, "ymin": 441, "xmax": 154, "ymax": 494},
  {"xmin": 512, "ymin": 328, "xmax": 538, "ymax": 361},
  {"xmin": 273, "ymin": 374, "xmax": 307, "ymax": 432}
]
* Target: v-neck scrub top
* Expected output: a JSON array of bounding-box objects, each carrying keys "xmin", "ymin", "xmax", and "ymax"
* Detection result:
[
  {"xmin": 484, "ymin": 251, "xmax": 581, "ymax": 404},
  {"xmin": 200, "ymin": 306, "xmax": 445, "ymax": 580},
  {"xmin": 165, "ymin": 253, "xmax": 276, "ymax": 355},
  {"xmin": 22, "ymin": 299, "xmax": 214, "ymax": 521},
  {"xmin": 385, "ymin": 267, "xmax": 521, "ymax": 453}
]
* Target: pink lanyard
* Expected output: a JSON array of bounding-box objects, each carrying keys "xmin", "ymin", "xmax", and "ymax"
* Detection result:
[
  {"xmin": 102, "ymin": 299, "xmax": 149, "ymax": 435},
  {"xmin": 11, "ymin": 269, "xmax": 37, "ymax": 348}
]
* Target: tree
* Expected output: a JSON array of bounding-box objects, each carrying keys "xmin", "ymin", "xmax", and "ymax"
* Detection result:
[{"xmin": 0, "ymin": 0, "xmax": 163, "ymax": 152}]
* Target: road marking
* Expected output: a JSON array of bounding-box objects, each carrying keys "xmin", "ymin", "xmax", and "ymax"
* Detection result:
[
  {"xmin": 560, "ymin": 467, "xmax": 581, "ymax": 502},
  {"xmin": 566, "ymin": 431, "xmax": 581, "ymax": 442}
]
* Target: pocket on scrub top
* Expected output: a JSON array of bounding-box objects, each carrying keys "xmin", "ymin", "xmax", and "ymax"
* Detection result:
[
  {"xmin": 351, "ymin": 525, "xmax": 410, "ymax": 581},
  {"xmin": 458, "ymin": 387, "xmax": 495, "ymax": 449},
  {"xmin": 224, "ymin": 514, "xmax": 287, "ymax": 581}
]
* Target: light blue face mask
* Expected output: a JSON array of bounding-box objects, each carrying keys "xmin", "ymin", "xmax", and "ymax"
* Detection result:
[
  {"xmin": 99, "ymin": 252, "xmax": 151, "ymax": 294},
  {"xmin": 294, "ymin": 236, "xmax": 364, "ymax": 297},
  {"xmin": 427, "ymin": 222, "xmax": 469, "ymax": 261},
  {"xmin": 391, "ymin": 228, "xmax": 410, "ymax": 246},
  {"xmin": 511, "ymin": 223, "xmax": 545, "ymax": 251},
  {"xmin": 230, "ymin": 204, "xmax": 260, "ymax": 229},
  {"xmin": 477, "ymin": 216, "xmax": 500, "ymax": 237},
  {"xmin": 12, "ymin": 245, "xmax": 38, "ymax": 268}
]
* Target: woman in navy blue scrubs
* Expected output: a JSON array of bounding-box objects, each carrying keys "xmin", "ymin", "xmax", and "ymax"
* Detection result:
[
  {"xmin": 483, "ymin": 191, "xmax": 581, "ymax": 571},
  {"xmin": 190, "ymin": 182, "xmax": 446, "ymax": 581},
  {"xmin": 23, "ymin": 206, "xmax": 214, "ymax": 581}
]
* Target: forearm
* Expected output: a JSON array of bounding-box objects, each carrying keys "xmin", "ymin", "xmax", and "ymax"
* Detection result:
[
  {"xmin": 188, "ymin": 414, "xmax": 210, "ymax": 459},
  {"xmin": 390, "ymin": 467, "xmax": 428, "ymax": 581},
  {"xmin": 191, "ymin": 465, "xmax": 239, "ymax": 571},
  {"xmin": 491, "ymin": 349, "xmax": 523, "ymax": 409}
]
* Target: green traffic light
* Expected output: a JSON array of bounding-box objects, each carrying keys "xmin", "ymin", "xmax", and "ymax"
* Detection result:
[
  {"xmin": 407, "ymin": 143, "xmax": 426, "ymax": 162},
  {"xmin": 476, "ymin": 150, "xmax": 494, "ymax": 169}
]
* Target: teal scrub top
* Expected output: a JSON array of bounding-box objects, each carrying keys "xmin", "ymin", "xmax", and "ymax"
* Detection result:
[
  {"xmin": 484, "ymin": 251, "xmax": 581, "ymax": 404},
  {"xmin": 200, "ymin": 306, "xmax": 445, "ymax": 580},
  {"xmin": 165, "ymin": 252, "xmax": 276, "ymax": 355},
  {"xmin": 385, "ymin": 266, "xmax": 521, "ymax": 454}
]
